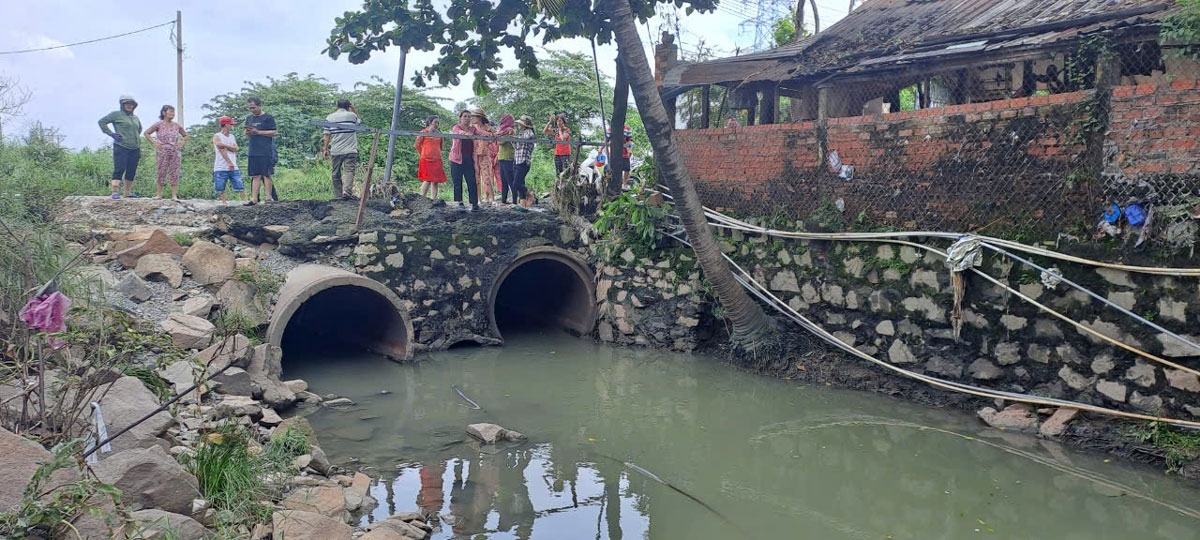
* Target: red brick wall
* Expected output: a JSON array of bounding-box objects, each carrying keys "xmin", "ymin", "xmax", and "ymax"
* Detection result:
[
  {"xmin": 1107, "ymin": 79, "xmax": 1200, "ymax": 177},
  {"xmin": 676, "ymin": 82, "xmax": 1199, "ymax": 234}
]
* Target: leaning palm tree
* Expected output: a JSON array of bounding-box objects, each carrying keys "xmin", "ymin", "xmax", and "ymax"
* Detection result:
[{"xmin": 604, "ymin": 0, "xmax": 783, "ymax": 357}]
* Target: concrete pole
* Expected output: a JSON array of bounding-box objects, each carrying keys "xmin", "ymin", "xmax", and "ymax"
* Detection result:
[
  {"xmin": 176, "ymin": 11, "xmax": 184, "ymax": 126},
  {"xmin": 382, "ymin": 49, "xmax": 408, "ymax": 186}
]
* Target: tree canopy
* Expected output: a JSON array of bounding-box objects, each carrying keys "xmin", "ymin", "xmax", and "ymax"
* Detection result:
[
  {"xmin": 469, "ymin": 50, "xmax": 612, "ymax": 132},
  {"xmin": 197, "ymin": 72, "xmax": 453, "ymax": 178},
  {"xmin": 325, "ymin": 0, "xmax": 717, "ymax": 94}
]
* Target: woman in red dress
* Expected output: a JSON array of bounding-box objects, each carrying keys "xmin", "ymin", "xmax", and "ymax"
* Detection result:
[{"xmin": 415, "ymin": 115, "xmax": 448, "ymax": 199}]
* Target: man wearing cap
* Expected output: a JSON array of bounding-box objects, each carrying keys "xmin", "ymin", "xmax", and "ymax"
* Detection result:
[
  {"xmin": 98, "ymin": 95, "xmax": 143, "ymax": 199},
  {"xmin": 212, "ymin": 117, "xmax": 245, "ymax": 205},
  {"xmin": 322, "ymin": 99, "xmax": 361, "ymax": 200}
]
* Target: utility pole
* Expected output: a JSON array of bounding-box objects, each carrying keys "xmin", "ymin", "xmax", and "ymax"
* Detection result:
[
  {"xmin": 176, "ymin": 10, "xmax": 184, "ymax": 126},
  {"xmin": 382, "ymin": 49, "xmax": 408, "ymax": 187}
]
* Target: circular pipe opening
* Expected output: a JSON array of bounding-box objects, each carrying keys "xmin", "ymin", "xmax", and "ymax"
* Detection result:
[
  {"xmin": 489, "ymin": 247, "xmax": 597, "ymax": 339},
  {"xmin": 268, "ymin": 265, "xmax": 413, "ymax": 362}
]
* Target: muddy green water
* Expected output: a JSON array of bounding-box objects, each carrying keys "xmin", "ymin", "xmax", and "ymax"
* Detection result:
[{"xmin": 284, "ymin": 332, "xmax": 1200, "ymax": 539}]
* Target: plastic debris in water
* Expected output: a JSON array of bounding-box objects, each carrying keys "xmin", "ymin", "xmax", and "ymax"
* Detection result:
[{"xmin": 19, "ymin": 291, "xmax": 72, "ymax": 349}]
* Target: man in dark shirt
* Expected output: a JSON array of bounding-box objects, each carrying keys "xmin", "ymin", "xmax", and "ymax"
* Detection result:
[{"xmin": 243, "ymin": 97, "xmax": 277, "ymax": 205}]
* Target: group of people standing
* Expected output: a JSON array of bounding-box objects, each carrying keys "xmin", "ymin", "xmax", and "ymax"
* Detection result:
[
  {"xmin": 415, "ymin": 109, "xmax": 543, "ymax": 212},
  {"xmin": 98, "ymin": 94, "xmax": 279, "ymax": 205}
]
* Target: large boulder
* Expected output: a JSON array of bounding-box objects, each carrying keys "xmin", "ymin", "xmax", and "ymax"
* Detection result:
[
  {"xmin": 272, "ymin": 510, "xmax": 352, "ymax": 540},
  {"xmin": 93, "ymin": 376, "xmax": 175, "ymax": 455},
  {"xmin": 281, "ymin": 486, "xmax": 349, "ymax": 521},
  {"xmin": 182, "ymin": 240, "xmax": 236, "ymax": 286},
  {"xmin": 161, "ymin": 312, "xmax": 215, "ymax": 350},
  {"xmin": 130, "ymin": 508, "xmax": 211, "ymax": 540},
  {"xmin": 116, "ymin": 229, "xmax": 184, "ymax": 269},
  {"xmin": 114, "ymin": 273, "xmax": 154, "ymax": 303},
  {"xmin": 215, "ymin": 280, "xmax": 269, "ymax": 326},
  {"xmin": 0, "ymin": 427, "xmax": 79, "ymax": 513},
  {"xmin": 136, "ymin": 253, "xmax": 184, "ymax": 288},
  {"xmin": 93, "ymin": 446, "xmax": 199, "ymax": 514}
]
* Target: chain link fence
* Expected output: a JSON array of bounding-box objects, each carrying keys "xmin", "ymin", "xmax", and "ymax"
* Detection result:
[{"xmin": 673, "ymin": 35, "xmax": 1200, "ymax": 251}]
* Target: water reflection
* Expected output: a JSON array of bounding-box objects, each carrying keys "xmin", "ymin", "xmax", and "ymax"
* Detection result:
[{"xmin": 286, "ymin": 331, "xmax": 1200, "ymax": 540}]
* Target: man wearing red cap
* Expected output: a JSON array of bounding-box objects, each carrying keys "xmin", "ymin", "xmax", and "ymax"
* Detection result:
[{"xmin": 212, "ymin": 117, "xmax": 245, "ymax": 205}]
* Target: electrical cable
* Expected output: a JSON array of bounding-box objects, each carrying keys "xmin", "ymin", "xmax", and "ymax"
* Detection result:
[
  {"xmin": 653, "ymin": 191, "xmax": 1200, "ymax": 428},
  {"xmin": 670, "ymin": 195, "xmax": 1200, "ymax": 376},
  {"xmin": 0, "ymin": 21, "xmax": 174, "ymax": 55},
  {"xmin": 703, "ymin": 231, "xmax": 1200, "ymax": 429}
]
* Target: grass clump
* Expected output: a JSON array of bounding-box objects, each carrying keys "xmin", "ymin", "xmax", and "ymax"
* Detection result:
[
  {"xmin": 1129, "ymin": 420, "xmax": 1200, "ymax": 474},
  {"xmin": 179, "ymin": 422, "xmax": 312, "ymax": 535}
]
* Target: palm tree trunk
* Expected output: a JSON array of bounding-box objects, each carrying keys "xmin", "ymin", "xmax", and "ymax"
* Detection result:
[
  {"xmin": 809, "ymin": 0, "xmax": 820, "ymax": 33},
  {"xmin": 605, "ymin": 0, "xmax": 779, "ymax": 350},
  {"xmin": 794, "ymin": 0, "xmax": 806, "ymax": 38}
]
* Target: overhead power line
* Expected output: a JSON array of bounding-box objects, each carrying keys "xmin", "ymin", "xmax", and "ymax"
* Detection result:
[{"xmin": 0, "ymin": 21, "xmax": 174, "ymax": 56}]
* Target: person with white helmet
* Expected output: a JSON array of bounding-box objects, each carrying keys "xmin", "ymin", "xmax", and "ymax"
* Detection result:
[{"xmin": 97, "ymin": 95, "xmax": 143, "ymax": 199}]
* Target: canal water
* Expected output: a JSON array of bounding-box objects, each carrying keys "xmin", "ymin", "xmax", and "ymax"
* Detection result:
[{"xmin": 284, "ymin": 331, "xmax": 1200, "ymax": 540}]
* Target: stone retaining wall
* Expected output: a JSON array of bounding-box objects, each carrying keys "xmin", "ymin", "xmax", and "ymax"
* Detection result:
[{"xmin": 596, "ymin": 226, "xmax": 1200, "ymax": 421}]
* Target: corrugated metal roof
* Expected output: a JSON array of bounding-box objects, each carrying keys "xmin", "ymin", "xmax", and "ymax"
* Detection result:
[{"xmin": 664, "ymin": 0, "xmax": 1173, "ymax": 88}]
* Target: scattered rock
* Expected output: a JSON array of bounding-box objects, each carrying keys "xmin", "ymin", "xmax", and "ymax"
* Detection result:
[
  {"xmin": 466, "ymin": 423, "xmax": 527, "ymax": 444},
  {"xmin": 197, "ymin": 335, "xmax": 254, "ymax": 375},
  {"xmin": 323, "ymin": 397, "xmax": 356, "ymax": 409},
  {"xmin": 0, "ymin": 426, "xmax": 78, "ymax": 513},
  {"xmin": 349, "ymin": 472, "xmax": 371, "ymax": 498},
  {"xmin": 161, "ymin": 312, "xmax": 215, "ymax": 349},
  {"xmin": 135, "ymin": 253, "xmax": 184, "ymax": 288},
  {"xmin": 1166, "ymin": 369, "xmax": 1200, "ymax": 392},
  {"xmin": 216, "ymin": 279, "xmax": 269, "ymax": 326},
  {"xmin": 211, "ymin": 367, "xmax": 253, "ymax": 396},
  {"xmin": 130, "ymin": 509, "xmax": 210, "ymax": 540},
  {"xmin": 116, "ymin": 229, "xmax": 184, "ymax": 268},
  {"xmin": 366, "ymin": 517, "xmax": 429, "ymax": 540},
  {"xmin": 310, "ymin": 445, "xmax": 332, "ymax": 476},
  {"xmin": 272, "ymin": 510, "xmax": 352, "ymax": 540},
  {"xmin": 978, "ymin": 404, "xmax": 1039, "ymax": 432},
  {"xmin": 248, "ymin": 344, "xmax": 296, "ymax": 408},
  {"xmin": 94, "ymin": 376, "xmax": 175, "ymax": 455},
  {"xmin": 1058, "ymin": 366, "xmax": 1096, "ymax": 391},
  {"xmin": 178, "ymin": 296, "xmax": 215, "ymax": 317},
  {"xmin": 114, "ymin": 273, "xmax": 154, "ymax": 303},
  {"xmin": 93, "ymin": 446, "xmax": 199, "ymax": 514},
  {"xmin": 769, "ymin": 270, "xmax": 800, "ymax": 292},
  {"xmin": 214, "ymin": 395, "xmax": 262, "ymax": 418},
  {"xmin": 182, "ymin": 240, "xmax": 236, "ymax": 285},
  {"xmin": 1039, "ymin": 408, "xmax": 1079, "ymax": 437},
  {"xmin": 875, "ymin": 320, "xmax": 895, "ymax": 337},
  {"xmin": 260, "ymin": 408, "xmax": 283, "ymax": 426},
  {"xmin": 283, "ymin": 380, "xmax": 309, "ymax": 393},
  {"xmin": 282, "ymin": 486, "xmax": 349, "ymax": 521}
]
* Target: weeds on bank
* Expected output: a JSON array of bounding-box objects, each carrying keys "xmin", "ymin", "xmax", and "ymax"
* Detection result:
[
  {"xmin": 233, "ymin": 265, "xmax": 283, "ymax": 299},
  {"xmin": 1129, "ymin": 420, "xmax": 1200, "ymax": 473},
  {"xmin": 212, "ymin": 308, "xmax": 261, "ymax": 344},
  {"xmin": 179, "ymin": 422, "xmax": 311, "ymax": 535},
  {"xmin": 593, "ymin": 189, "xmax": 673, "ymax": 262},
  {"xmin": 0, "ymin": 439, "xmax": 129, "ymax": 538}
]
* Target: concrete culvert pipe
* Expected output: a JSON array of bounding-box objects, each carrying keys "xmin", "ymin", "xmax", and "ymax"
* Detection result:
[
  {"xmin": 267, "ymin": 264, "xmax": 413, "ymax": 361},
  {"xmin": 489, "ymin": 247, "xmax": 597, "ymax": 339}
]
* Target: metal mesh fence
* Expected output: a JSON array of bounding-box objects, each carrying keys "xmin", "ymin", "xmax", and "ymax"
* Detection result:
[{"xmin": 671, "ymin": 35, "xmax": 1200, "ymax": 250}]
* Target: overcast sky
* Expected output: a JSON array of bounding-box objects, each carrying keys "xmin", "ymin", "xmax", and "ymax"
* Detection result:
[{"xmin": 1, "ymin": 0, "xmax": 848, "ymax": 149}]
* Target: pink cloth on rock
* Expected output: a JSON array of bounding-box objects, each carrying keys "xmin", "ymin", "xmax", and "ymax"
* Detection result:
[{"xmin": 19, "ymin": 291, "xmax": 71, "ymax": 349}]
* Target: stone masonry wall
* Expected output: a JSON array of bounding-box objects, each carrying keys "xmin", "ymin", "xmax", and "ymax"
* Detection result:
[
  {"xmin": 598, "ymin": 223, "xmax": 1200, "ymax": 421},
  {"xmin": 593, "ymin": 248, "xmax": 713, "ymax": 352},
  {"xmin": 350, "ymin": 213, "xmax": 589, "ymax": 351}
]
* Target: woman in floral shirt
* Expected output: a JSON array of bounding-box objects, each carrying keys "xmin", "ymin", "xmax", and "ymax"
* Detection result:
[{"xmin": 144, "ymin": 105, "xmax": 188, "ymax": 200}]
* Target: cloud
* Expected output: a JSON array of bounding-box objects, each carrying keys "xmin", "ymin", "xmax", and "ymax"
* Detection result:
[{"xmin": 12, "ymin": 33, "xmax": 75, "ymax": 60}]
